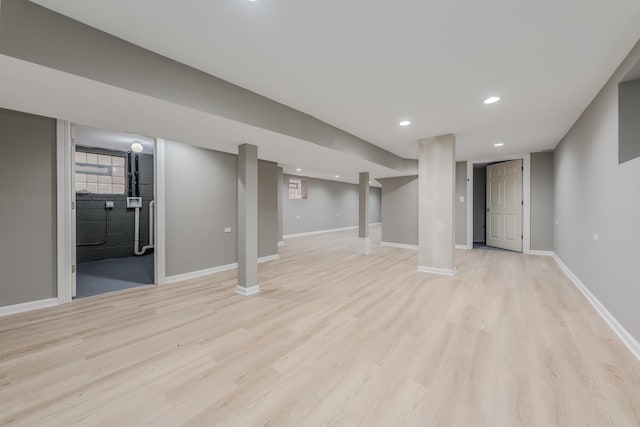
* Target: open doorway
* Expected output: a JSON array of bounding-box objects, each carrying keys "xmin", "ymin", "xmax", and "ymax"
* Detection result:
[
  {"xmin": 472, "ymin": 159, "xmax": 523, "ymax": 253},
  {"xmin": 73, "ymin": 125, "xmax": 155, "ymax": 298}
]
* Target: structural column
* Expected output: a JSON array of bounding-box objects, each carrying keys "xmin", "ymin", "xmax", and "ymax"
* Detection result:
[
  {"xmin": 356, "ymin": 172, "xmax": 371, "ymax": 255},
  {"xmin": 277, "ymin": 166, "xmax": 284, "ymax": 246},
  {"xmin": 418, "ymin": 134, "xmax": 456, "ymax": 276},
  {"xmin": 237, "ymin": 144, "xmax": 259, "ymax": 296}
]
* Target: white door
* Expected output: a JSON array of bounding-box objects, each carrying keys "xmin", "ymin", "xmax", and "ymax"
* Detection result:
[
  {"xmin": 71, "ymin": 124, "xmax": 77, "ymax": 297},
  {"xmin": 486, "ymin": 159, "xmax": 523, "ymax": 252}
]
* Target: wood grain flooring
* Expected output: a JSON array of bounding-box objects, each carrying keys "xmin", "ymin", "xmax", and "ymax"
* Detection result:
[{"xmin": 1, "ymin": 225, "xmax": 640, "ymax": 426}]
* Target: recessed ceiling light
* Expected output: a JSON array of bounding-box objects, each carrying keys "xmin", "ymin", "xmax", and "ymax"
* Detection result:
[
  {"xmin": 399, "ymin": 120, "xmax": 411, "ymax": 126},
  {"xmin": 484, "ymin": 96, "xmax": 501, "ymax": 104},
  {"xmin": 296, "ymin": 168, "xmax": 302, "ymax": 172},
  {"xmin": 335, "ymin": 175, "xmax": 340, "ymax": 178},
  {"xmin": 368, "ymin": 181, "xmax": 372, "ymax": 184},
  {"xmin": 130, "ymin": 142, "xmax": 144, "ymax": 153},
  {"xmin": 494, "ymin": 142, "xmax": 504, "ymax": 147}
]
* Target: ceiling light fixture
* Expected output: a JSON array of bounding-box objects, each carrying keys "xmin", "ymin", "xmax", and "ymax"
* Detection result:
[
  {"xmin": 130, "ymin": 142, "xmax": 144, "ymax": 153},
  {"xmin": 494, "ymin": 142, "xmax": 504, "ymax": 147},
  {"xmin": 399, "ymin": 120, "xmax": 411, "ymax": 126},
  {"xmin": 296, "ymin": 168, "xmax": 302, "ymax": 172},
  {"xmin": 484, "ymin": 96, "xmax": 501, "ymax": 104},
  {"xmin": 335, "ymin": 175, "xmax": 340, "ymax": 178}
]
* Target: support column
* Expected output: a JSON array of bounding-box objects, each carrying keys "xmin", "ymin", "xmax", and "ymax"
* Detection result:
[
  {"xmin": 356, "ymin": 172, "xmax": 371, "ymax": 255},
  {"xmin": 237, "ymin": 144, "xmax": 259, "ymax": 296},
  {"xmin": 277, "ymin": 166, "xmax": 284, "ymax": 246},
  {"xmin": 418, "ymin": 134, "xmax": 456, "ymax": 276}
]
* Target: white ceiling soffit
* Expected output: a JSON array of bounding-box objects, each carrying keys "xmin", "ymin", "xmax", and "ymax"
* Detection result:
[
  {"xmin": 30, "ymin": 0, "xmax": 640, "ymax": 160},
  {"xmin": 0, "ymin": 55, "xmax": 397, "ymax": 184}
]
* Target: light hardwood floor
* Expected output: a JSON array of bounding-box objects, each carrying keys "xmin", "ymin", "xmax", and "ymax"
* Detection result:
[{"xmin": 1, "ymin": 226, "xmax": 640, "ymax": 426}]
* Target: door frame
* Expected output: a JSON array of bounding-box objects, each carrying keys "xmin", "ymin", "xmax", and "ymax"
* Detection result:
[
  {"xmin": 56, "ymin": 122, "xmax": 167, "ymax": 303},
  {"xmin": 465, "ymin": 153, "xmax": 531, "ymax": 253}
]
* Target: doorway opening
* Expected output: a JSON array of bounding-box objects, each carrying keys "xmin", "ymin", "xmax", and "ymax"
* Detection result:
[
  {"xmin": 472, "ymin": 159, "xmax": 524, "ymax": 253},
  {"xmin": 73, "ymin": 124, "xmax": 156, "ymax": 298}
]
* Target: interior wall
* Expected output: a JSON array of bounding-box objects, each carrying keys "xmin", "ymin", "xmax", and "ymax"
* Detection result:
[
  {"xmin": 554, "ymin": 39, "xmax": 640, "ymax": 342},
  {"xmin": 165, "ymin": 141, "xmax": 278, "ymax": 277},
  {"xmin": 76, "ymin": 148, "xmax": 154, "ymax": 263},
  {"xmin": 530, "ymin": 151, "xmax": 554, "ymax": 251},
  {"xmin": 455, "ymin": 161, "xmax": 467, "ymax": 246},
  {"xmin": 619, "ymin": 78, "xmax": 640, "ymax": 163},
  {"xmin": 472, "ymin": 168, "xmax": 486, "ymax": 242},
  {"xmin": 379, "ymin": 176, "xmax": 419, "ymax": 246},
  {"xmin": 282, "ymin": 174, "xmax": 381, "ymax": 236},
  {"xmin": 0, "ymin": 108, "xmax": 57, "ymax": 307}
]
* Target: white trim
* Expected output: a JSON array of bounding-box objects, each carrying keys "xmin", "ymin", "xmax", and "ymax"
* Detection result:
[
  {"xmin": 465, "ymin": 153, "xmax": 531, "ymax": 254},
  {"xmin": 551, "ymin": 252, "xmax": 640, "ymax": 363},
  {"xmin": 370, "ymin": 222, "xmax": 382, "ymax": 226},
  {"xmin": 417, "ymin": 266, "xmax": 457, "ymax": 276},
  {"xmin": 278, "ymin": 241, "xmax": 285, "ymax": 247},
  {"xmin": 164, "ymin": 263, "xmax": 238, "ymax": 284},
  {"xmin": 526, "ymin": 249, "xmax": 554, "ymax": 256},
  {"xmin": 0, "ymin": 298, "xmax": 58, "ymax": 317},
  {"xmin": 154, "ymin": 138, "xmax": 167, "ymax": 285},
  {"xmin": 56, "ymin": 120, "xmax": 73, "ymax": 304},
  {"xmin": 235, "ymin": 285, "xmax": 260, "ymax": 296},
  {"xmin": 163, "ymin": 254, "xmax": 279, "ymax": 284},
  {"xmin": 455, "ymin": 245, "xmax": 469, "ymax": 250},
  {"xmin": 258, "ymin": 254, "xmax": 280, "ymax": 263},
  {"xmin": 381, "ymin": 241, "xmax": 418, "ymax": 250},
  {"xmin": 283, "ymin": 226, "xmax": 357, "ymax": 239}
]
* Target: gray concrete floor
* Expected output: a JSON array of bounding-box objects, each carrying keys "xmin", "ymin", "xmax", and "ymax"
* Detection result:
[{"xmin": 76, "ymin": 254, "xmax": 154, "ymax": 299}]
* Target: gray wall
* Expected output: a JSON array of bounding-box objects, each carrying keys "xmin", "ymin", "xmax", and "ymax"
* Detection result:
[
  {"xmin": 473, "ymin": 168, "xmax": 486, "ymax": 242},
  {"xmin": 0, "ymin": 108, "xmax": 57, "ymax": 306},
  {"xmin": 76, "ymin": 148, "xmax": 154, "ymax": 263},
  {"xmin": 455, "ymin": 161, "xmax": 467, "ymax": 246},
  {"xmin": 554, "ymin": 39, "xmax": 640, "ymax": 342},
  {"xmin": 165, "ymin": 141, "xmax": 278, "ymax": 277},
  {"xmin": 530, "ymin": 152, "xmax": 554, "ymax": 251},
  {"xmin": 619, "ymin": 78, "xmax": 640, "ymax": 164},
  {"xmin": 282, "ymin": 175, "xmax": 381, "ymax": 236},
  {"xmin": 258, "ymin": 161, "xmax": 278, "ymax": 258},
  {"xmin": 379, "ymin": 176, "xmax": 419, "ymax": 246},
  {"xmin": 379, "ymin": 161, "xmax": 467, "ymax": 246}
]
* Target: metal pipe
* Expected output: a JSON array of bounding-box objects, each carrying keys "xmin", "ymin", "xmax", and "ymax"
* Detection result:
[{"xmin": 134, "ymin": 200, "xmax": 155, "ymax": 256}]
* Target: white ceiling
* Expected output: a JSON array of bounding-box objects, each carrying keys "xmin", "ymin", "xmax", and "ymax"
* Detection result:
[
  {"xmin": 75, "ymin": 125, "xmax": 155, "ymax": 153},
  {"xmin": 29, "ymin": 0, "xmax": 640, "ymax": 161}
]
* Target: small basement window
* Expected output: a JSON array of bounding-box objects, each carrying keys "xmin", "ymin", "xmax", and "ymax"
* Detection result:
[
  {"xmin": 75, "ymin": 151, "xmax": 126, "ymax": 194},
  {"xmin": 288, "ymin": 177, "xmax": 307, "ymax": 199}
]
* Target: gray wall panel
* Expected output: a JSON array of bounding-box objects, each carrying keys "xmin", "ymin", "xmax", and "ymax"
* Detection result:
[
  {"xmin": 455, "ymin": 161, "xmax": 467, "ymax": 246},
  {"xmin": 0, "ymin": 108, "xmax": 57, "ymax": 306},
  {"xmin": 379, "ymin": 176, "xmax": 419, "ymax": 246},
  {"xmin": 258, "ymin": 160, "xmax": 278, "ymax": 258},
  {"xmin": 554, "ymin": 40, "xmax": 640, "ymax": 342},
  {"xmin": 282, "ymin": 175, "xmax": 381, "ymax": 235},
  {"xmin": 530, "ymin": 152, "xmax": 554, "ymax": 251}
]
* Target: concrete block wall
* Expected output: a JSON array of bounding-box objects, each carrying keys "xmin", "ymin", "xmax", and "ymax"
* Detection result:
[{"xmin": 76, "ymin": 148, "xmax": 154, "ymax": 263}]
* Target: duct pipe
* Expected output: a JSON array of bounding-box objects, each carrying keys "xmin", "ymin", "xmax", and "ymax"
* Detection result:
[{"xmin": 134, "ymin": 200, "xmax": 155, "ymax": 256}]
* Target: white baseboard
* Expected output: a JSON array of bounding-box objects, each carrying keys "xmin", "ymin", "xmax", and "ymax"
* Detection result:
[
  {"xmin": 164, "ymin": 254, "xmax": 279, "ymax": 285},
  {"xmin": 258, "ymin": 254, "xmax": 280, "ymax": 264},
  {"xmin": 551, "ymin": 252, "xmax": 640, "ymax": 363},
  {"xmin": 0, "ymin": 298, "xmax": 58, "ymax": 317},
  {"xmin": 278, "ymin": 241, "xmax": 285, "ymax": 247},
  {"xmin": 235, "ymin": 285, "xmax": 260, "ymax": 296},
  {"xmin": 283, "ymin": 226, "xmax": 357, "ymax": 239},
  {"xmin": 417, "ymin": 266, "xmax": 457, "ymax": 276},
  {"xmin": 526, "ymin": 250, "xmax": 554, "ymax": 256},
  {"xmin": 381, "ymin": 241, "xmax": 418, "ymax": 250},
  {"xmin": 455, "ymin": 245, "xmax": 470, "ymax": 250},
  {"xmin": 164, "ymin": 262, "xmax": 238, "ymax": 284}
]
